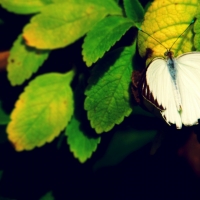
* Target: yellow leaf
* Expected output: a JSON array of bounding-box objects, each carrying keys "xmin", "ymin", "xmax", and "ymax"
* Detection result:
[
  {"xmin": 7, "ymin": 71, "xmax": 74, "ymax": 151},
  {"xmin": 23, "ymin": 1, "xmax": 121, "ymax": 49},
  {"xmin": 138, "ymin": 0, "xmax": 199, "ymax": 64}
]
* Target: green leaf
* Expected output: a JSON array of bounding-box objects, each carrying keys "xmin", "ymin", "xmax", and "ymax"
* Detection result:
[
  {"xmin": 0, "ymin": 102, "xmax": 10, "ymax": 125},
  {"xmin": 84, "ymin": 44, "xmax": 136, "ymax": 133},
  {"xmin": 194, "ymin": 14, "xmax": 200, "ymax": 50},
  {"xmin": 123, "ymin": 0, "xmax": 144, "ymax": 27},
  {"xmin": 52, "ymin": 0, "xmax": 121, "ymax": 9},
  {"xmin": 0, "ymin": 0, "xmax": 53, "ymax": 14},
  {"xmin": 82, "ymin": 16, "xmax": 134, "ymax": 67},
  {"xmin": 7, "ymin": 71, "xmax": 74, "ymax": 151},
  {"xmin": 93, "ymin": 127, "xmax": 157, "ymax": 170},
  {"xmin": 23, "ymin": 0, "xmax": 122, "ymax": 49},
  {"xmin": 7, "ymin": 35, "xmax": 50, "ymax": 86},
  {"xmin": 66, "ymin": 116, "xmax": 100, "ymax": 163},
  {"xmin": 66, "ymin": 74, "xmax": 101, "ymax": 163},
  {"xmin": 39, "ymin": 191, "xmax": 54, "ymax": 200}
]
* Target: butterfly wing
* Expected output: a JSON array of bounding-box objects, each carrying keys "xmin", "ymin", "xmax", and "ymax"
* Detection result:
[
  {"xmin": 176, "ymin": 52, "xmax": 200, "ymax": 126},
  {"xmin": 142, "ymin": 58, "xmax": 182, "ymax": 128}
]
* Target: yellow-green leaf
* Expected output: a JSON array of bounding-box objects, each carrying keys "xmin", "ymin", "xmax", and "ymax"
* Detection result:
[
  {"xmin": 7, "ymin": 35, "xmax": 49, "ymax": 86},
  {"xmin": 7, "ymin": 71, "xmax": 74, "ymax": 151},
  {"xmin": 194, "ymin": 11, "xmax": 200, "ymax": 50},
  {"xmin": 23, "ymin": 0, "xmax": 122, "ymax": 49},
  {"xmin": 138, "ymin": 0, "xmax": 198, "ymax": 64},
  {"xmin": 0, "ymin": 0, "xmax": 53, "ymax": 14}
]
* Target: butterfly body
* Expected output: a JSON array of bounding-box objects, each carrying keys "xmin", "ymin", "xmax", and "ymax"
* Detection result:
[
  {"xmin": 142, "ymin": 51, "xmax": 200, "ymax": 129},
  {"xmin": 165, "ymin": 51, "xmax": 182, "ymax": 112},
  {"xmin": 166, "ymin": 51, "xmax": 176, "ymax": 81}
]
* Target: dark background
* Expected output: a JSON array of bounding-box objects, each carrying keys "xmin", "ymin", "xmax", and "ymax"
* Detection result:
[{"xmin": 1, "ymin": 1, "xmax": 200, "ymax": 199}]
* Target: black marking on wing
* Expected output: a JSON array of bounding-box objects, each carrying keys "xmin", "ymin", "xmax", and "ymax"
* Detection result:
[{"xmin": 139, "ymin": 66, "xmax": 165, "ymax": 111}]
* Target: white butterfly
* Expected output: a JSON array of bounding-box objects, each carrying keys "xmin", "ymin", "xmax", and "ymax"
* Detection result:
[
  {"xmin": 139, "ymin": 20, "xmax": 200, "ymax": 129},
  {"xmin": 141, "ymin": 50, "xmax": 200, "ymax": 129}
]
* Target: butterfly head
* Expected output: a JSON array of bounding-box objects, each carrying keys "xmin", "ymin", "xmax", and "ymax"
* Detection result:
[{"xmin": 164, "ymin": 50, "xmax": 174, "ymax": 59}]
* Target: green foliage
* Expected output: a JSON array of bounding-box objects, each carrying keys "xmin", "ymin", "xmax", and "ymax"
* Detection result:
[
  {"xmin": 65, "ymin": 74, "xmax": 101, "ymax": 162},
  {"xmin": 0, "ymin": 0, "xmax": 53, "ymax": 14},
  {"xmin": 0, "ymin": 102, "xmax": 10, "ymax": 125},
  {"xmin": 94, "ymin": 127, "xmax": 157, "ymax": 170},
  {"xmin": 7, "ymin": 71, "xmax": 74, "ymax": 151},
  {"xmin": 39, "ymin": 191, "xmax": 54, "ymax": 200},
  {"xmin": 84, "ymin": 44, "xmax": 135, "ymax": 133},
  {"xmin": 23, "ymin": 0, "xmax": 122, "ymax": 49},
  {"xmin": 1, "ymin": 1, "xmax": 200, "ymax": 198},
  {"xmin": 66, "ymin": 116, "xmax": 101, "ymax": 163},
  {"xmin": 93, "ymin": 105, "xmax": 157, "ymax": 170},
  {"xmin": 7, "ymin": 35, "xmax": 50, "ymax": 86},
  {"xmin": 194, "ymin": 15, "xmax": 200, "ymax": 50},
  {"xmin": 0, "ymin": 101, "xmax": 8, "ymax": 144},
  {"xmin": 1, "ymin": 0, "xmax": 198, "ymax": 162},
  {"xmin": 123, "ymin": 0, "xmax": 144, "ymax": 27},
  {"xmin": 82, "ymin": 16, "xmax": 134, "ymax": 66}
]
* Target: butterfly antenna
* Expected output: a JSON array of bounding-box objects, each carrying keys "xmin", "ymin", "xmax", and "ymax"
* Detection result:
[
  {"xmin": 139, "ymin": 18, "xmax": 196, "ymax": 52},
  {"xmin": 138, "ymin": 28, "xmax": 168, "ymax": 50},
  {"xmin": 169, "ymin": 19, "xmax": 195, "ymax": 51}
]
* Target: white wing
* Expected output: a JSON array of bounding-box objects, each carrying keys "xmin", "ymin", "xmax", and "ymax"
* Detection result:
[
  {"xmin": 176, "ymin": 52, "xmax": 200, "ymax": 126},
  {"xmin": 142, "ymin": 58, "xmax": 182, "ymax": 128}
]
